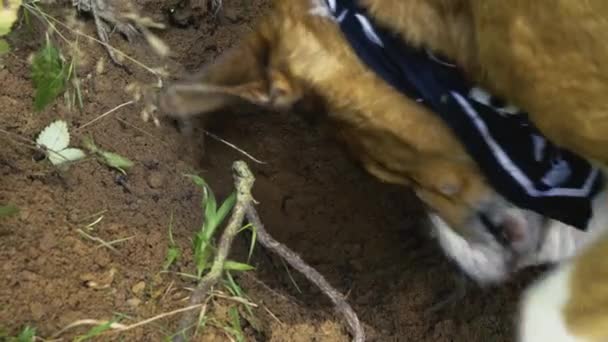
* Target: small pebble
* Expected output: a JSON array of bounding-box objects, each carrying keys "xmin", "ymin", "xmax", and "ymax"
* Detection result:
[
  {"xmin": 30, "ymin": 302, "xmax": 45, "ymax": 320},
  {"xmin": 131, "ymin": 281, "xmax": 146, "ymax": 295},
  {"xmin": 39, "ymin": 231, "xmax": 57, "ymax": 251},
  {"xmin": 126, "ymin": 298, "xmax": 142, "ymax": 308},
  {"xmin": 147, "ymin": 172, "xmax": 164, "ymax": 189},
  {"xmin": 67, "ymin": 210, "xmax": 82, "ymax": 223}
]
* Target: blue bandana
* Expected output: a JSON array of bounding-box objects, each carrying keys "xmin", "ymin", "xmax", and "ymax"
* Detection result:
[{"xmin": 325, "ymin": 0, "xmax": 603, "ymax": 230}]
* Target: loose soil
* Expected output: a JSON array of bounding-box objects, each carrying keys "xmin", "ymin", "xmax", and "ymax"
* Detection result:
[{"xmin": 0, "ymin": 1, "xmax": 535, "ymax": 341}]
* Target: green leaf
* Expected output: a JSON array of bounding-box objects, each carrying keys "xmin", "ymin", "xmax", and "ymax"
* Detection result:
[
  {"xmin": 224, "ymin": 272, "xmax": 255, "ymax": 318},
  {"xmin": 202, "ymin": 191, "xmax": 235, "ymax": 243},
  {"xmin": 184, "ymin": 174, "xmax": 207, "ymax": 189},
  {"xmin": 0, "ymin": 204, "xmax": 18, "ymax": 218},
  {"xmin": 82, "ymin": 136, "xmax": 99, "ymax": 153},
  {"xmin": 99, "ymin": 150, "xmax": 134, "ymax": 173},
  {"xmin": 215, "ymin": 191, "xmax": 236, "ymax": 230},
  {"xmin": 0, "ymin": 39, "xmax": 9, "ymax": 55},
  {"xmin": 31, "ymin": 38, "xmax": 66, "ymax": 111},
  {"xmin": 83, "ymin": 136, "xmax": 134, "ymax": 174},
  {"xmin": 247, "ymin": 225, "xmax": 256, "ymax": 263},
  {"xmin": 203, "ymin": 188, "xmax": 218, "ymax": 231},
  {"xmin": 193, "ymin": 232, "xmax": 213, "ymax": 278},
  {"xmin": 223, "ymin": 260, "xmax": 255, "ymax": 272},
  {"xmin": 0, "ymin": 0, "xmax": 22, "ymax": 37},
  {"xmin": 15, "ymin": 326, "xmax": 35, "ymax": 342},
  {"xmin": 163, "ymin": 212, "xmax": 181, "ymax": 270},
  {"xmin": 163, "ymin": 247, "xmax": 180, "ymax": 271}
]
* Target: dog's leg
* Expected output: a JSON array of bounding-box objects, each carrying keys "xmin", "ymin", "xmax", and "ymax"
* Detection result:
[{"xmin": 158, "ymin": 15, "xmax": 304, "ymax": 122}]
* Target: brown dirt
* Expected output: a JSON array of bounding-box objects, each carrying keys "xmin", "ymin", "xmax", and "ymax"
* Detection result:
[{"xmin": 0, "ymin": 1, "xmax": 533, "ymax": 341}]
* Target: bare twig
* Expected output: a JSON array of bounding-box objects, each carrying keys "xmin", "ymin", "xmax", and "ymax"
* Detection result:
[
  {"xmin": 246, "ymin": 205, "xmax": 365, "ymax": 342},
  {"xmin": 262, "ymin": 304, "xmax": 285, "ymax": 326},
  {"xmin": 78, "ymin": 100, "xmax": 135, "ymax": 130},
  {"xmin": 51, "ymin": 304, "xmax": 204, "ymax": 339},
  {"xmin": 172, "ymin": 160, "xmax": 255, "ymax": 342},
  {"xmin": 52, "ymin": 319, "xmax": 128, "ymax": 337},
  {"xmin": 76, "ymin": 229, "xmax": 118, "ymax": 252},
  {"xmin": 204, "ymin": 130, "xmax": 266, "ymax": 165},
  {"xmin": 115, "ymin": 117, "xmax": 169, "ymax": 147}
]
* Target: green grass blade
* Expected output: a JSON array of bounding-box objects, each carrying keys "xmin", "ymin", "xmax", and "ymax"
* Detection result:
[
  {"xmin": 16, "ymin": 326, "xmax": 36, "ymax": 342},
  {"xmin": 73, "ymin": 318, "xmax": 117, "ymax": 342},
  {"xmin": 31, "ymin": 38, "xmax": 66, "ymax": 111},
  {"xmin": 0, "ymin": 204, "xmax": 18, "ymax": 218},
  {"xmin": 228, "ymin": 307, "xmax": 245, "ymax": 342}
]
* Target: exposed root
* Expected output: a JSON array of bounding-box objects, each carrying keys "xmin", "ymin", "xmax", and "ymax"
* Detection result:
[
  {"xmin": 71, "ymin": 0, "xmax": 139, "ymax": 65},
  {"xmin": 172, "ymin": 160, "xmax": 256, "ymax": 342},
  {"xmin": 246, "ymin": 203, "xmax": 365, "ymax": 342},
  {"xmin": 173, "ymin": 160, "xmax": 365, "ymax": 342}
]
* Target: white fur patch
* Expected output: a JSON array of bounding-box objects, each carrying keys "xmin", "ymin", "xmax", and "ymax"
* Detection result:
[
  {"xmin": 517, "ymin": 187, "xmax": 608, "ymax": 342},
  {"xmin": 516, "ymin": 188, "xmax": 608, "ymax": 269},
  {"xmin": 309, "ymin": 0, "xmax": 333, "ymax": 18},
  {"xmin": 429, "ymin": 213, "xmax": 511, "ymax": 284},
  {"xmin": 518, "ymin": 263, "xmax": 582, "ymax": 342}
]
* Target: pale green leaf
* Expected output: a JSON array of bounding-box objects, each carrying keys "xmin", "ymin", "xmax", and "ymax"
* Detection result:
[
  {"xmin": 36, "ymin": 120, "xmax": 69, "ymax": 152},
  {"xmin": 99, "ymin": 151, "xmax": 134, "ymax": 172},
  {"xmin": 48, "ymin": 147, "xmax": 85, "ymax": 166},
  {"xmin": 83, "ymin": 136, "xmax": 134, "ymax": 174}
]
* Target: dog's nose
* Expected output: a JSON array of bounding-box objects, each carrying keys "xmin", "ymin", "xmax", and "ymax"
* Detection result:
[
  {"xmin": 480, "ymin": 213, "xmax": 511, "ymax": 247},
  {"xmin": 501, "ymin": 216, "xmax": 526, "ymax": 243},
  {"xmin": 480, "ymin": 213, "xmax": 528, "ymax": 249}
]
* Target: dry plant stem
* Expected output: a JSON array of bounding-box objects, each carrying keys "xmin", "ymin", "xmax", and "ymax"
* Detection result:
[
  {"xmin": 50, "ymin": 304, "xmax": 204, "ymax": 339},
  {"xmin": 246, "ymin": 206, "xmax": 365, "ymax": 342},
  {"xmin": 204, "ymin": 130, "xmax": 266, "ymax": 165},
  {"xmin": 173, "ymin": 160, "xmax": 255, "ymax": 342}
]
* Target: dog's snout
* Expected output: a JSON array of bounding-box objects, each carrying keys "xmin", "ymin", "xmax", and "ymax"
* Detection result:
[
  {"xmin": 479, "ymin": 210, "xmax": 534, "ymax": 254},
  {"xmin": 480, "ymin": 213, "xmax": 511, "ymax": 246}
]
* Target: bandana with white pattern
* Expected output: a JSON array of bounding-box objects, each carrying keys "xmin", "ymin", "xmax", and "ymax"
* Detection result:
[{"xmin": 325, "ymin": 0, "xmax": 604, "ymax": 230}]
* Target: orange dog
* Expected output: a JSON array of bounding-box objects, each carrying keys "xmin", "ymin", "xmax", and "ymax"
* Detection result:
[{"xmin": 158, "ymin": 1, "xmax": 608, "ymax": 340}]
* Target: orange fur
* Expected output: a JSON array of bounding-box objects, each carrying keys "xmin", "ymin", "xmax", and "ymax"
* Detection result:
[
  {"xmin": 565, "ymin": 231, "xmax": 608, "ymax": 341},
  {"xmin": 470, "ymin": 1, "xmax": 608, "ymax": 165}
]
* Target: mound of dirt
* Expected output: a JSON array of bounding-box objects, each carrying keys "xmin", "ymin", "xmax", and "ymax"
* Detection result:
[{"xmin": 0, "ymin": 1, "xmax": 534, "ymax": 341}]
